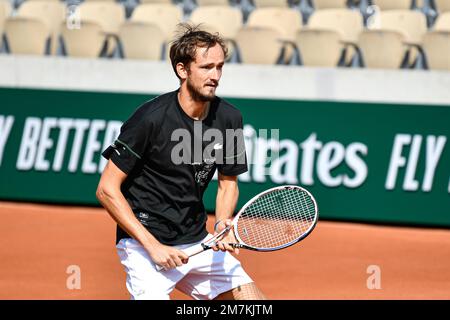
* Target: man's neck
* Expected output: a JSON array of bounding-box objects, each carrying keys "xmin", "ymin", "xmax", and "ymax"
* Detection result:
[{"xmin": 178, "ymin": 87, "xmax": 210, "ymax": 121}]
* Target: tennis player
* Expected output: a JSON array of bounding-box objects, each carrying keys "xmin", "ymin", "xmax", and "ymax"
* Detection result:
[{"xmin": 96, "ymin": 24, "xmax": 266, "ymax": 300}]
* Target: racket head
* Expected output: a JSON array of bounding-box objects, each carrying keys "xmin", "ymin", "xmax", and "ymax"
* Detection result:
[{"xmin": 232, "ymin": 185, "xmax": 319, "ymax": 251}]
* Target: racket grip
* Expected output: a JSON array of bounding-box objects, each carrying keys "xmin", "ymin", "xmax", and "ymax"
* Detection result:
[
  {"xmin": 155, "ymin": 244, "xmax": 206, "ymax": 272},
  {"xmin": 183, "ymin": 243, "xmax": 206, "ymax": 257}
]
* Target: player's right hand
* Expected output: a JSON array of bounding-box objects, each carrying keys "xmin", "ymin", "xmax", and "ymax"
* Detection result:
[{"xmin": 147, "ymin": 243, "xmax": 189, "ymax": 270}]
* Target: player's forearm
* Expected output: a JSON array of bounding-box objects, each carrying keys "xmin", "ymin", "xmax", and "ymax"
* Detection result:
[
  {"xmin": 96, "ymin": 185, "xmax": 160, "ymax": 249},
  {"xmin": 215, "ymin": 182, "xmax": 239, "ymax": 223}
]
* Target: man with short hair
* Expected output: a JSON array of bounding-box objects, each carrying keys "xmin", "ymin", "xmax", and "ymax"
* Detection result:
[{"xmin": 96, "ymin": 24, "xmax": 265, "ymax": 300}]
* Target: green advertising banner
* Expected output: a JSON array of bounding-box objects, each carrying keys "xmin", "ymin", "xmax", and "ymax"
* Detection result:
[{"xmin": 0, "ymin": 87, "xmax": 449, "ymax": 226}]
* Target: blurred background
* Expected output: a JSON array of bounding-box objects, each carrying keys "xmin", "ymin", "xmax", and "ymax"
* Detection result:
[{"xmin": 0, "ymin": 0, "xmax": 449, "ymax": 300}]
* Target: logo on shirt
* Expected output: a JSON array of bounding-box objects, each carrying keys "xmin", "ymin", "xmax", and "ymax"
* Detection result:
[{"xmin": 193, "ymin": 158, "xmax": 216, "ymax": 187}]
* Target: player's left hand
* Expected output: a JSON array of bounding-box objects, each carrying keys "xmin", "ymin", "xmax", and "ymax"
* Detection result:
[{"xmin": 213, "ymin": 219, "xmax": 239, "ymax": 255}]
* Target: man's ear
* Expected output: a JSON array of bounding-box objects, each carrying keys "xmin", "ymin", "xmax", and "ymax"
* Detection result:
[{"xmin": 176, "ymin": 62, "xmax": 188, "ymax": 80}]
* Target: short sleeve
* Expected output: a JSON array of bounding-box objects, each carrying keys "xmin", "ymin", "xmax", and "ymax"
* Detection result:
[
  {"xmin": 102, "ymin": 107, "xmax": 152, "ymax": 174},
  {"xmin": 217, "ymin": 113, "xmax": 248, "ymax": 176}
]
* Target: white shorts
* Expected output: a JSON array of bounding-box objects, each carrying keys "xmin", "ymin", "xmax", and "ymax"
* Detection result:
[{"xmin": 116, "ymin": 235, "xmax": 253, "ymax": 300}]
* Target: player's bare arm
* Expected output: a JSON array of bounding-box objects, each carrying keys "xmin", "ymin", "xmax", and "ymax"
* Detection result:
[
  {"xmin": 96, "ymin": 159, "xmax": 188, "ymax": 270},
  {"xmin": 213, "ymin": 173, "xmax": 240, "ymax": 254}
]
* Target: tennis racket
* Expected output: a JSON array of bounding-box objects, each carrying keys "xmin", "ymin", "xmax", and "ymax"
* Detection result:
[{"xmin": 156, "ymin": 185, "xmax": 318, "ymax": 271}]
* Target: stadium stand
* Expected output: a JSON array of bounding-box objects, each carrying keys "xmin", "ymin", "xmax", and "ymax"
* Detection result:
[
  {"xmin": 0, "ymin": 0, "xmax": 447, "ymax": 71},
  {"xmin": 7, "ymin": 0, "xmax": 65, "ymax": 55}
]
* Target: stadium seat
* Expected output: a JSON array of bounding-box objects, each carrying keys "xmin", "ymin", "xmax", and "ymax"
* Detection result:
[
  {"xmin": 422, "ymin": 31, "xmax": 450, "ymax": 70},
  {"xmin": 246, "ymin": 7, "xmax": 302, "ymax": 41},
  {"xmin": 235, "ymin": 27, "xmax": 286, "ymax": 64},
  {"xmin": 190, "ymin": 5, "xmax": 243, "ymax": 39},
  {"xmin": 77, "ymin": 2, "xmax": 125, "ymax": 35},
  {"xmin": 14, "ymin": 0, "xmax": 65, "ymax": 55},
  {"xmin": 118, "ymin": 3, "xmax": 182, "ymax": 60},
  {"xmin": 357, "ymin": 30, "xmax": 407, "ymax": 68},
  {"xmin": 312, "ymin": 0, "xmax": 348, "ymax": 9},
  {"xmin": 433, "ymin": 11, "xmax": 450, "ymax": 30},
  {"xmin": 60, "ymin": 21, "xmax": 108, "ymax": 58},
  {"xmin": 4, "ymin": 17, "xmax": 50, "ymax": 55},
  {"xmin": 307, "ymin": 8, "xmax": 363, "ymax": 43},
  {"xmin": 0, "ymin": 1, "xmax": 11, "ymax": 48},
  {"xmin": 118, "ymin": 22, "xmax": 166, "ymax": 60},
  {"xmin": 196, "ymin": 0, "xmax": 230, "ymax": 6},
  {"xmin": 252, "ymin": 0, "xmax": 289, "ymax": 7},
  {"xmin": 378, "ymin": 10, "xmax": 427, "ymax": 44},
  {"xmin": 140, "ymin": 0, "xmax": 173, "ymax": 3},
  {"xmin": 77, "ymin": 2, "xmax": 126, "ymax": 55},
  {"xmin": 189, "ymin": 5, "xmax": 243, "ymax": 61},
  {"xmin": 364, "ymin": 10, "xmax": 428, "ymax": 68},
  {"xmin": 432, "ymin": 0, "xmax": 450, "ymax": 13},
  {"xmin": 371, "ymin": 0, "xmax": 413, "ymax": 10},
  {"xmin": 305, "ymin": 8, "xmax": 363, "ymax": 64},
  {"xmin": 129, "ymin": 3, "xmax": 183, "ymax": 40},
  {"xmin": 246, "ymin": 7, "xmax": 302, "ymax": 62},
  {"xmin": 294, "ymin": 29, "xmax": 344, "ymax": 66}
]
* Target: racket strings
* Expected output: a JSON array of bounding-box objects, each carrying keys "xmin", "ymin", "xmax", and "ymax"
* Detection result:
[{"xmin": 236, "ymin": 188, "xmax": 317, "ymax": 250}]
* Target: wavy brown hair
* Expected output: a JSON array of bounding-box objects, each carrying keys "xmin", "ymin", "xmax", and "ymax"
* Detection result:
[{"xmin": 169, "ymin": 23, "xmax": 228, "ymax": 79}]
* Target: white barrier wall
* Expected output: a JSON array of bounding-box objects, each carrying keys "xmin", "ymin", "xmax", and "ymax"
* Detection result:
[{"xmin": 0, "ymin": 55, "xmax": 449, "ymax": 106}]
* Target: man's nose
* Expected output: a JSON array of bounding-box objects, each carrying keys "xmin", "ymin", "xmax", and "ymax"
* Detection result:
[{"xmin": 210, "ymin": 67, "xmax": 221, "ymax": 81}]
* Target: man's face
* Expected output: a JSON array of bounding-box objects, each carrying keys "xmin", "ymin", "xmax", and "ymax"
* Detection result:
[{"xmin": 185, "ymin": 43, "xmax": 225, "ymax": 102}]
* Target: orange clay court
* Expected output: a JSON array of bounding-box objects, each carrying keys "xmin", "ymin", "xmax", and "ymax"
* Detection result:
[{"xmin": 0, "ymin": 201, "xmax": 449, "ymax": 300}]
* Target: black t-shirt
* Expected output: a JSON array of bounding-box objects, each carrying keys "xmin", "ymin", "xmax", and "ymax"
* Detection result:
[{"xmin": 102, "ymin": 90, "xmax": 248, "ymax": 245}]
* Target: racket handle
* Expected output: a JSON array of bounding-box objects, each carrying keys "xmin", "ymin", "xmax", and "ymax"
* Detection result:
[
  {"xmin": 183, "ymin": 243, "xmax": 206, "ymax": 257},
  {"xmin": 155, "ymin": 244, "xmax": 206, "ymax": 272}
]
